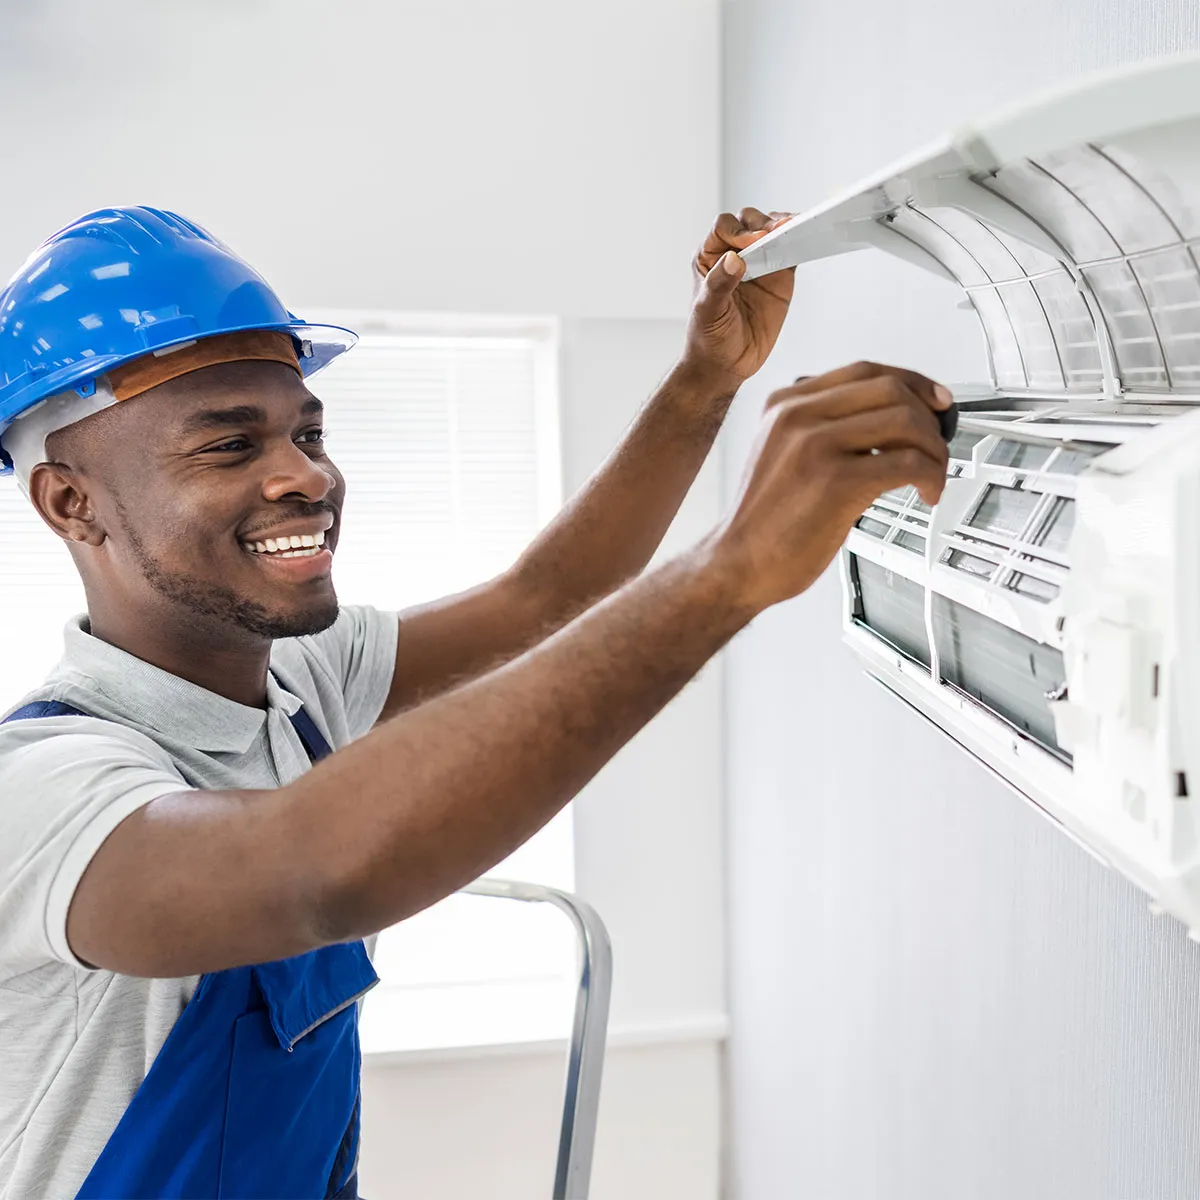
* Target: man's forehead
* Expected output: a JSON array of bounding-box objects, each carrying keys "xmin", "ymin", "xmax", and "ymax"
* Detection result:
[
  {"xmin": 6, "ymin": 331, "xmax": 313, "ymax": 481},
  {"xmin": 152, "ymin": 361, "xmax": 321, "ymax": 430}
]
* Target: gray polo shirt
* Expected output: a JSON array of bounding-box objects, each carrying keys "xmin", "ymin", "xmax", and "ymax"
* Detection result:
[{"xmin": 0, "ymin": 605, "xmax": 398, "ymax": 1200}]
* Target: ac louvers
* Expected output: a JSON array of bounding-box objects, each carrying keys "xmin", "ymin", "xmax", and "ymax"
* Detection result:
[{"xmin": 739, "ymin": 52, "xmax": 1200, "ymax": 934}]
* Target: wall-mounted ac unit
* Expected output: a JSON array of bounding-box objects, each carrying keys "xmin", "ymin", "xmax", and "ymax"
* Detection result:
[{"xmin": 739, "ymin": 53, "xmax": 1200, "ymax": 933}]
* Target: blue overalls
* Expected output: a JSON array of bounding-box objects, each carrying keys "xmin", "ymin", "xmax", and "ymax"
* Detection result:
[{"xmin": 5, "ymin": 698, "xmax": 378, "ymax": 1199}]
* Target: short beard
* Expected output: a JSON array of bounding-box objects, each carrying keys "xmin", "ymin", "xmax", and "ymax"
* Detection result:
[{"xmin": 122, "ymin": 516, "xmax": 339, "ymax": 641}]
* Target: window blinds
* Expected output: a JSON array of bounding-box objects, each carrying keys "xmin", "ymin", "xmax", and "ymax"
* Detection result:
[
  {"xmin": 0, "ymin": 489, "xmax": 86, "ymax": 696},
  {"xmin": 317, "ymin": 328, "xmax": 558, "ymax": 606}
]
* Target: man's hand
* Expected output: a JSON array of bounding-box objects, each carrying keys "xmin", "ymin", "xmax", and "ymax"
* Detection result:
[
  {"xmin": 679, "ymin": 208, "xmax": 796, "ymax": 391},
  {"xmin": 703, "ymin": 361, "xmax": 952, "ymax": 613}
]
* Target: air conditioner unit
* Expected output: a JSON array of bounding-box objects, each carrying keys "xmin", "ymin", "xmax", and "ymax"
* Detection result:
[{"xmin": 739, "ymin": 53, "xmax": 1200, "ymax": 933}]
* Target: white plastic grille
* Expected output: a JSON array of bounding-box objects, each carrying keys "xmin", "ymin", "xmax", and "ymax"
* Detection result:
[{"xmin": 886, "ymin": 143, "xmax": 1200, "ymax": 396}]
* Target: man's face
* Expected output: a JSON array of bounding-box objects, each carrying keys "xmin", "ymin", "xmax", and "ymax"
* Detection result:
[{"xmin": 47, "ymin": 359, "xmax": 346, "ymax": 641}]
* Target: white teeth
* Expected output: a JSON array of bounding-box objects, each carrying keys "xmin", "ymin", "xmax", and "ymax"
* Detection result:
[{"xmin": 242, "ymin": 530, "xmax": 330, "ymax": 555}]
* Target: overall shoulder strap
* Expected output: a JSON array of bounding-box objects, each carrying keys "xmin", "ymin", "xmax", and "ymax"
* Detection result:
[
  {"xmin": 4, "ymin": 699, "xmax": 91, "ymax": 722},
  {"xmin": 269, "ymin": 670, "xmax": 335, "ymax": 764},
  {"xmin": 287, "ymin": 706, "xmax": 334, "ymax": 764},
  {"xmin": 7, "ymin": 687, "xmax": 335, "ymax": 763}
]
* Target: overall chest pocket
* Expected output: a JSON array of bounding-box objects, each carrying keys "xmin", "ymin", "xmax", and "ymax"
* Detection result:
[{"xmin": 218, "ymin": 942, "xmax": 378, "ymax": 1199}]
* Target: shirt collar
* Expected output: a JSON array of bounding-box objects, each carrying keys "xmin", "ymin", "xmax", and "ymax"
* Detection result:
[{"xmin": 60, "ymin": 616, "xmax": 304, "ymax": 753}]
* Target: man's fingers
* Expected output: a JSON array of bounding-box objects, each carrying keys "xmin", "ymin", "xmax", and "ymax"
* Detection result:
[
  {"xmin": 740, "ymin": 208, "xmax": 793, "ymax": 231},
  {"xmin": 700, "ymin": 213, "xmax": 752, "ymax": 256},
  {"xmin": 822, "ymin": 406, "xmax": 949, "ymax": 466},
  {"xmin": 694, "ymin": 215, "xmax": 747, "ymax": 277},
  {"xmin": 845, "ymin": 444, "xmax": 949, "ymax": 507},
  {"xmin": 695, "ymin": 209, "xmax": 793, "ymax": 274},
  {"xmin": 766, "ymin": 376, "xmax": 940, "ymax": 436},
  {"xmin": 766, "ymin": 384, "xmax": 949, "ymax": 506},
  {"xmin": 787, "ymin": 361, "xmax": 953, "ymax": 412},
  {"xmin": 737, "ymin": 207, "xmax": 774, "ymax": 231}
]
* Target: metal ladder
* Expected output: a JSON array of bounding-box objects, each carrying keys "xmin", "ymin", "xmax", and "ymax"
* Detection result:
[{"xmin": 459, "ymin": 879, "xmax": 613, "ymax": 1200}]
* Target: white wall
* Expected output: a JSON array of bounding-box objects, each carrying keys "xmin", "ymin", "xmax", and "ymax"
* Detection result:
[
  {"xmin": 722, "ymin": 2, "xmax": 1200, "ymax": 1198},
  {"xmin": 1, "ymin": 3, "xmax": 725, "ymax": 1197},
  {"xmin": 0, "ymin": 0, "xmax": 715, "ymax": 322},
  {"xmin": 361, "ymin": 1037, "xmax": 721, "ymax": 1199}
]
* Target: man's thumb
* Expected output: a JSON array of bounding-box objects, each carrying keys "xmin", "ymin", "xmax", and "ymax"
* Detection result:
[{"xmin": 697, "ymin": 250, "xmax": 744, "ymax": 309}]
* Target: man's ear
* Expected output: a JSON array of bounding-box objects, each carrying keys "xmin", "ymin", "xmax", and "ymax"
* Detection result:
[{"xmin": 27, "ymin": 462, "xmax": 106, "ymax": 546}]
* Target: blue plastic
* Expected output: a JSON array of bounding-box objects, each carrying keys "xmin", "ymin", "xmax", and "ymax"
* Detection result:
[{"xmin": 0, "ymin": 207, "xmax": 357, "ymax": 457}]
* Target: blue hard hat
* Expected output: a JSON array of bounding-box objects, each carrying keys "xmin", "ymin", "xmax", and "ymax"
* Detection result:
[{"xmin": 0, "ymin": 206, "xmax": 356, "ymax": 458}]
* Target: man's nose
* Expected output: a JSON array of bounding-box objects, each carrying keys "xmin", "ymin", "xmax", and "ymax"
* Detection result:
[{"xmin": 261, "ymin": 440, "xmax": 334, "ymax": 505}]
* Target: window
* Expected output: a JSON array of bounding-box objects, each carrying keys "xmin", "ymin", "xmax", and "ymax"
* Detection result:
[
  {"xmin": 0, "ymin": 310, "xmax": 576, "ymax": 1053},
  {"xmin": 0, "ymin": 498, "xmax": 87, "ymax": 695},
  {"xmin": 313, "ymin": 312, "xmax": 563, "ymax": 603},
  {"xmin": 303, "ymin": 311, "xmax": 576, "ymax": 1054}
]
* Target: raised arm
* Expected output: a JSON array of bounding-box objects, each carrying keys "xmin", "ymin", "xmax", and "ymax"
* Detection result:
[
  {"xmin": 379, "ymin": 210, "xmax": 796, "ymax": 716},
  {"xmin": 66, "ymin": 363, "xmax": 952, "ymax": 978}
]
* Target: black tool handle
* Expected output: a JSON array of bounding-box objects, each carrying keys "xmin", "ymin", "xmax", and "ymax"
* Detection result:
[{"xmin": 937, "ymin": 403, "xmax": 958, "ymax": 443}]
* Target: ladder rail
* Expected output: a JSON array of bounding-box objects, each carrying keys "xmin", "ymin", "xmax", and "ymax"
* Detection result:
[{"xmin": 459, "ymin": 878, "xmax": 613, "ymax": 1200}]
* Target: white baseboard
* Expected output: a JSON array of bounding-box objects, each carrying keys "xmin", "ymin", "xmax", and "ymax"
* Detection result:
[{"xmin": 363, "ymin": 1012, "xmax": 728, "ymax": 1068}]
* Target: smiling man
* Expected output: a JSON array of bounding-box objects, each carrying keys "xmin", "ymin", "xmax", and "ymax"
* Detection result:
[{"xmin": 0, "ymin": 208, "xmax": 951, "ymax": 1199}]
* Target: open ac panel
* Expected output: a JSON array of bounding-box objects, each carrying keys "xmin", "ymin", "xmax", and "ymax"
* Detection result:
[{"xmin": 739, "ymin": 53, "xmax": 1200, "ymax": 933}]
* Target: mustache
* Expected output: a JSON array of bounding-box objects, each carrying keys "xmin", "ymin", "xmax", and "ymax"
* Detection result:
[{"xmin": 241, "ymin": 500, "xmax": 338, "ymax": 540}]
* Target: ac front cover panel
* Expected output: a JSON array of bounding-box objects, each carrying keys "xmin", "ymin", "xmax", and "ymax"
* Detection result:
[{"xmin": 738, "ymin": 53, "xmax": 1200, "ymax": 932}]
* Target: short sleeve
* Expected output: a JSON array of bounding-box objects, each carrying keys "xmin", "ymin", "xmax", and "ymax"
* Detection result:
[
  {"xmin": 293, "ymin": 605, "xmax": 399, "ymax": 739},
  {"xmin": 0, "ymin": 720, "xmax": 192, "ymax": 975}
]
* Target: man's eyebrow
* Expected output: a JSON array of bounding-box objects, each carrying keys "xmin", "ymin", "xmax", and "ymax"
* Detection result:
[
  {"xmin": 177, "ymin": 398, "xmax": 323, "ymax": 437},
  {"xmin": 178, "ymin": 404, "xmax": 268, "ymax": 437}
]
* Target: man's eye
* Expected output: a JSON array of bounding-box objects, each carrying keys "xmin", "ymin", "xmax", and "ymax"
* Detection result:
[
  {"xmin": 298, "ymin": 428, "xmax": 327, "ymax": 446},
  {"xmin": 211, "ymin": 437, "xmax": 251, "ymax": 453}
]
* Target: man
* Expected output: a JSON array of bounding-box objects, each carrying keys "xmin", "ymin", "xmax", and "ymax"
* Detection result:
[{"xmin": 0, "ymin": 207, "xmax": 951, "ymax": 1198}]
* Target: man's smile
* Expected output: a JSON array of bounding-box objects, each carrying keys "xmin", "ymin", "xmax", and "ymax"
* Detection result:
[{"xmin": 240, "ymin": 528, "xmax": 329, "ymax": 558}]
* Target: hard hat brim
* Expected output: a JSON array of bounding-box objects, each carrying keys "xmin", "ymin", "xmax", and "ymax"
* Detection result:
[{"xmin": 0, "ymin": 321, "xmax": 358, "ymax": 431}]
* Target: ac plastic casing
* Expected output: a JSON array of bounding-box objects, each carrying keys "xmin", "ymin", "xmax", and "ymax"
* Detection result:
[{"xmin": 738, "ymin": 52, "xmax": 1200, "ymax": 933}]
